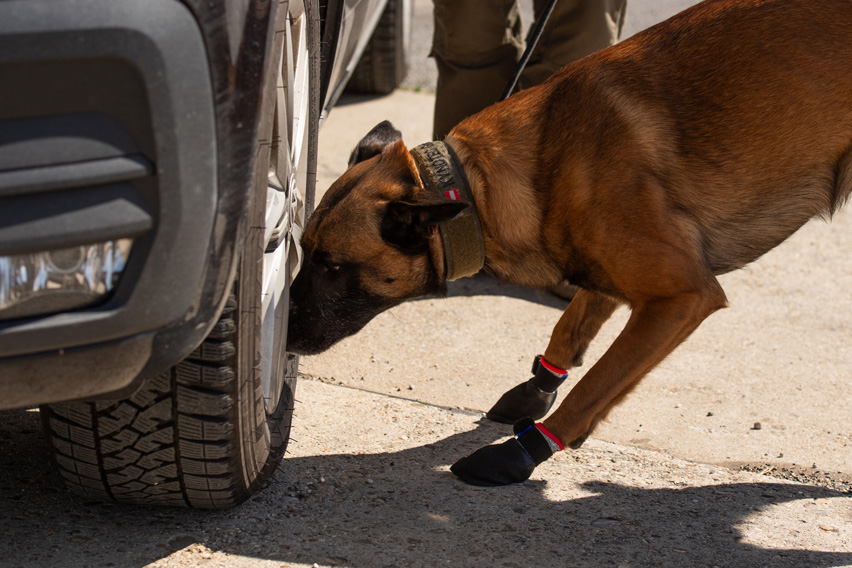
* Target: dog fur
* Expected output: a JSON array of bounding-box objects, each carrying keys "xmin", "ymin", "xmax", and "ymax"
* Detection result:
[{"xmin": 288, "ymin": 0, "xmax": 852, "ymax": 479}]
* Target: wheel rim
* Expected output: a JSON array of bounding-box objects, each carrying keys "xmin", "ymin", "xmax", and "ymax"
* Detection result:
[{"xmin": 261, "ymin": 0, "xmax": 310, "ymax": 414}]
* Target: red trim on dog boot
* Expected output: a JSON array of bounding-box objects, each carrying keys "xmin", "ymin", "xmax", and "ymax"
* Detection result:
[
  {"xmin": 535, "ymin": 422, "xmax": 564, "ymax": 452},
  {"xmin": 539, "ymin": 357, "xmax": 567, "ymax": 376},
  {"xmin": 514, "ymin": 417, "xmax": 563, "ymax": 462},
  {"xmin": 530, "ymin": 355, "xmax": 568, "ymax": 394}
]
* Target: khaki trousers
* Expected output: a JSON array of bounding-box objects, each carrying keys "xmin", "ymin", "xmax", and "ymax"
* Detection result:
[{"xmin": 432, "ymin": 0, "xmax": 627, "ymax": 139}]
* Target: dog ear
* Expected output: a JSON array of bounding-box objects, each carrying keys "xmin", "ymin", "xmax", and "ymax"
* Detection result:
[
  {"xmin": 381, "ymin": 198, "xmax": 469, "ymax": 253},
  {"xmin": 380, "ymin": 138, "xmax": 424, "ymax": 188},
  {"xmin": 348, "ymin": 120, "xmax": 403, "ymax": 166}
]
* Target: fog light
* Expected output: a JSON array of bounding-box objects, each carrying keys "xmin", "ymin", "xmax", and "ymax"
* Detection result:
[{"xmin": 0, "ymin": 239, "xmax": 133, "ymax": 320}]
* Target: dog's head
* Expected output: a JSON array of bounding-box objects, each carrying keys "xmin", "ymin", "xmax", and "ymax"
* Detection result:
[{"xmin": 286, "ymin": 121, "xmax": 468, "ymax": 355}]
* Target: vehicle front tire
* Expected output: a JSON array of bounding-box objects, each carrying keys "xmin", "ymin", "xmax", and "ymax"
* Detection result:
[{"xmin": 41, "ymin": 0, "xmax": 319, "ymax": 509}]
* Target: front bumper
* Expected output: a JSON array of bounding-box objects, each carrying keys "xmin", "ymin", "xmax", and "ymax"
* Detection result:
[{"xmin": 0, "ymin": 0, "xmax": 262, "ymax": 409}]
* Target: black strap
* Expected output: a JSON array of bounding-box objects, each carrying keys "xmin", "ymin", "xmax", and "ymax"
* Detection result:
[
  {"xmin": 513, "ymin": 417, "xmax": 554, "ymax": 465},
  {"xmin": 529, "ymin": 354, "xmax": 567, "ymax": 393}
]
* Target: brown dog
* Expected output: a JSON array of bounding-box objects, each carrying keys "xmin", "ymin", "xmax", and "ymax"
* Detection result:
[{"xmin": 287, "ymin": 0, "xmax": 852, "ymax": 485}]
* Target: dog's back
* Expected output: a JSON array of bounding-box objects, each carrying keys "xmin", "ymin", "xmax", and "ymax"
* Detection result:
[
  {"xmin": 635, "ymin": 0, "xmax": 852, "ymax": 271},
  {"xmin": 453, "ymin": 0, "xmax": 852, "ymax": 277}
]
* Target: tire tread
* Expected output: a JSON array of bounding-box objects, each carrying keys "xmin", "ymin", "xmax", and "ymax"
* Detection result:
[
  {"xmin": 40, "ymin": 0, "xmax": 314, "ymax": 510},
  {"xmin": 41, "ymin": 295, "xmax": 263, "ymax": 508}
]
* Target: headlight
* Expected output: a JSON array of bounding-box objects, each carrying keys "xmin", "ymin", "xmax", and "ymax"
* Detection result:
[{"xmin": 0, "ymin": 238, "xmax": 133, "ymax": 320}]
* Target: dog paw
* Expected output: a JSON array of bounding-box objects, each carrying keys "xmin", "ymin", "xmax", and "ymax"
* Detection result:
[
  {"xmin": 486, "ymin": 355, "xmax": 567, "ymax": 424},
  {"xmin": 450, "ymin": 438, "xmax": 537, "ymax": 486},
  {"xmin": 486, "ymin": 380, "xmax": 557, "ymax": 424},
  {"xmin": 452, "ymin": 418, "xmax": 562, "ymax": 486}
]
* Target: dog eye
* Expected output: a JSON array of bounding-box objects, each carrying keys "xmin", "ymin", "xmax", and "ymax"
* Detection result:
[{"xmin": 313, "ymin": 252, "xmax": 341, "ymax": 273}]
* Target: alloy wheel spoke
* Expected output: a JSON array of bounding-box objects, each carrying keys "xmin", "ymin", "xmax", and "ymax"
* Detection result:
[{"xmin": 261, "ymin": 0, "xmax": 312, "ymax": 413}]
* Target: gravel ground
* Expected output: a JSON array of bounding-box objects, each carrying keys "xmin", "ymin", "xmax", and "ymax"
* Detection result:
[
  {"xmin": 737, "ymin": 464, "xmax": 851, "ymax": 495},
  {"xmin": 3, "ymin": 379, "xmax": 850, "ymax": 568}
]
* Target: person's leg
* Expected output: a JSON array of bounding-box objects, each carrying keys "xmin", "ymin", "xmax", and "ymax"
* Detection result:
[
  {"xmin": 432, "ymin": 0, "xmax": 523, "ymax": 140},
  {"xmin": 520, "ymin": 0, "xmax": 627, "ymax": 88}
]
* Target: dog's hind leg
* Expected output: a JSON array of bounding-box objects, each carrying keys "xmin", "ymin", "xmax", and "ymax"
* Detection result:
[{"xmin": 486, "ymin": 290, "xmax": 620, "ymax": 423}]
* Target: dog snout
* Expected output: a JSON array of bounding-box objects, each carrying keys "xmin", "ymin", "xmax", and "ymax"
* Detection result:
[{"xmin": 286, "ymin": 262, "xmax": 394, "ymax": 355}]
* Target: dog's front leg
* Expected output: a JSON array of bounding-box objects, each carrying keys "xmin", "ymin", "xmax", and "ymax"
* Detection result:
[
  {"xmin": 486, "ymin": 289, "xmax": 620, "ymax": 423},
  {"xmin": 453, "ymin": 282, "xmax": 727, "ymax": 486}
]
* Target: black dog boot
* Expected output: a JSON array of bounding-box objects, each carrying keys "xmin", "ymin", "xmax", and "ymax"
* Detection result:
[
  {"xmin": 450, "ymin": 417, "xmax": 564, "ymax": 486},
  {"xmin": 486, "ymin": 355, "xmax": 568, "ymax": 423}
]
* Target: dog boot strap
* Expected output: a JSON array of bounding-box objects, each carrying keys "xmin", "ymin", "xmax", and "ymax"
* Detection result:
[
  {"xmin": 513, "ymin": 417, "xmax": 563, "ymax": 465},
  {"xmin": 485, "ymin": 355, "xmax": 566, "ymax": 424},
  {"xmin": 529, "ymin": 354, "xmax": 568, "ymax": 393}
]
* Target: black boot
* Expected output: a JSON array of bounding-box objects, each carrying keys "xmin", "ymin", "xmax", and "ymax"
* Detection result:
[
  {"xmin": 450, "ymin": 417, "xmax": 558, "ymax": 486},
  {"xmin": 486, "ymin": 355, "xmax": 568, "ymax": 423}
]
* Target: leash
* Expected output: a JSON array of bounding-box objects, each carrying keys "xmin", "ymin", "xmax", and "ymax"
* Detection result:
[
  {"xmin": 499, "ymin": 0, "xmax": 558, "ymax": 102},
  {"xmin": 410, "ymin": 141, "xmax": 485, "ymax": 280}
]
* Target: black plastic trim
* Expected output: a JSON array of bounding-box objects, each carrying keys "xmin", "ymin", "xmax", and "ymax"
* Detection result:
[
  {"xmin": 0, "ymin": 155, "xmax": 152, "ymax": 197},
  {"xmin": 0, "ymin": 0, "xmax": 318, "ymax": 408},
  {"xmin": 0, "ymin": 334, "xmax": 154, "ymax": 409},
  {"xmin": 0, "ymin": 113, "xmax": 144, "ymax": 172},
  {"xmin": 0, "ymin": 0, "xmax": 217, "ymax": 360},
  {"xmin": 137, "ymin": 0, "xmax": 285, "ymax": 379},
  {"xmin": 0, "ymin": 184, "xmax": 153, "ymax": 255}
]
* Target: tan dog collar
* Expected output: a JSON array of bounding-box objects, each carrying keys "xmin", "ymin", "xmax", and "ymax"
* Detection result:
[{"xmin": 410, "ymin": 141, "xmax": 485, "ymax": 281}]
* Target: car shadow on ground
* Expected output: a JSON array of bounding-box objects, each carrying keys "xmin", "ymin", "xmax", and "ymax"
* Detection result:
[{"xmin": 2, "ymin": 408, "xmax": 850, "ymax": 568}]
